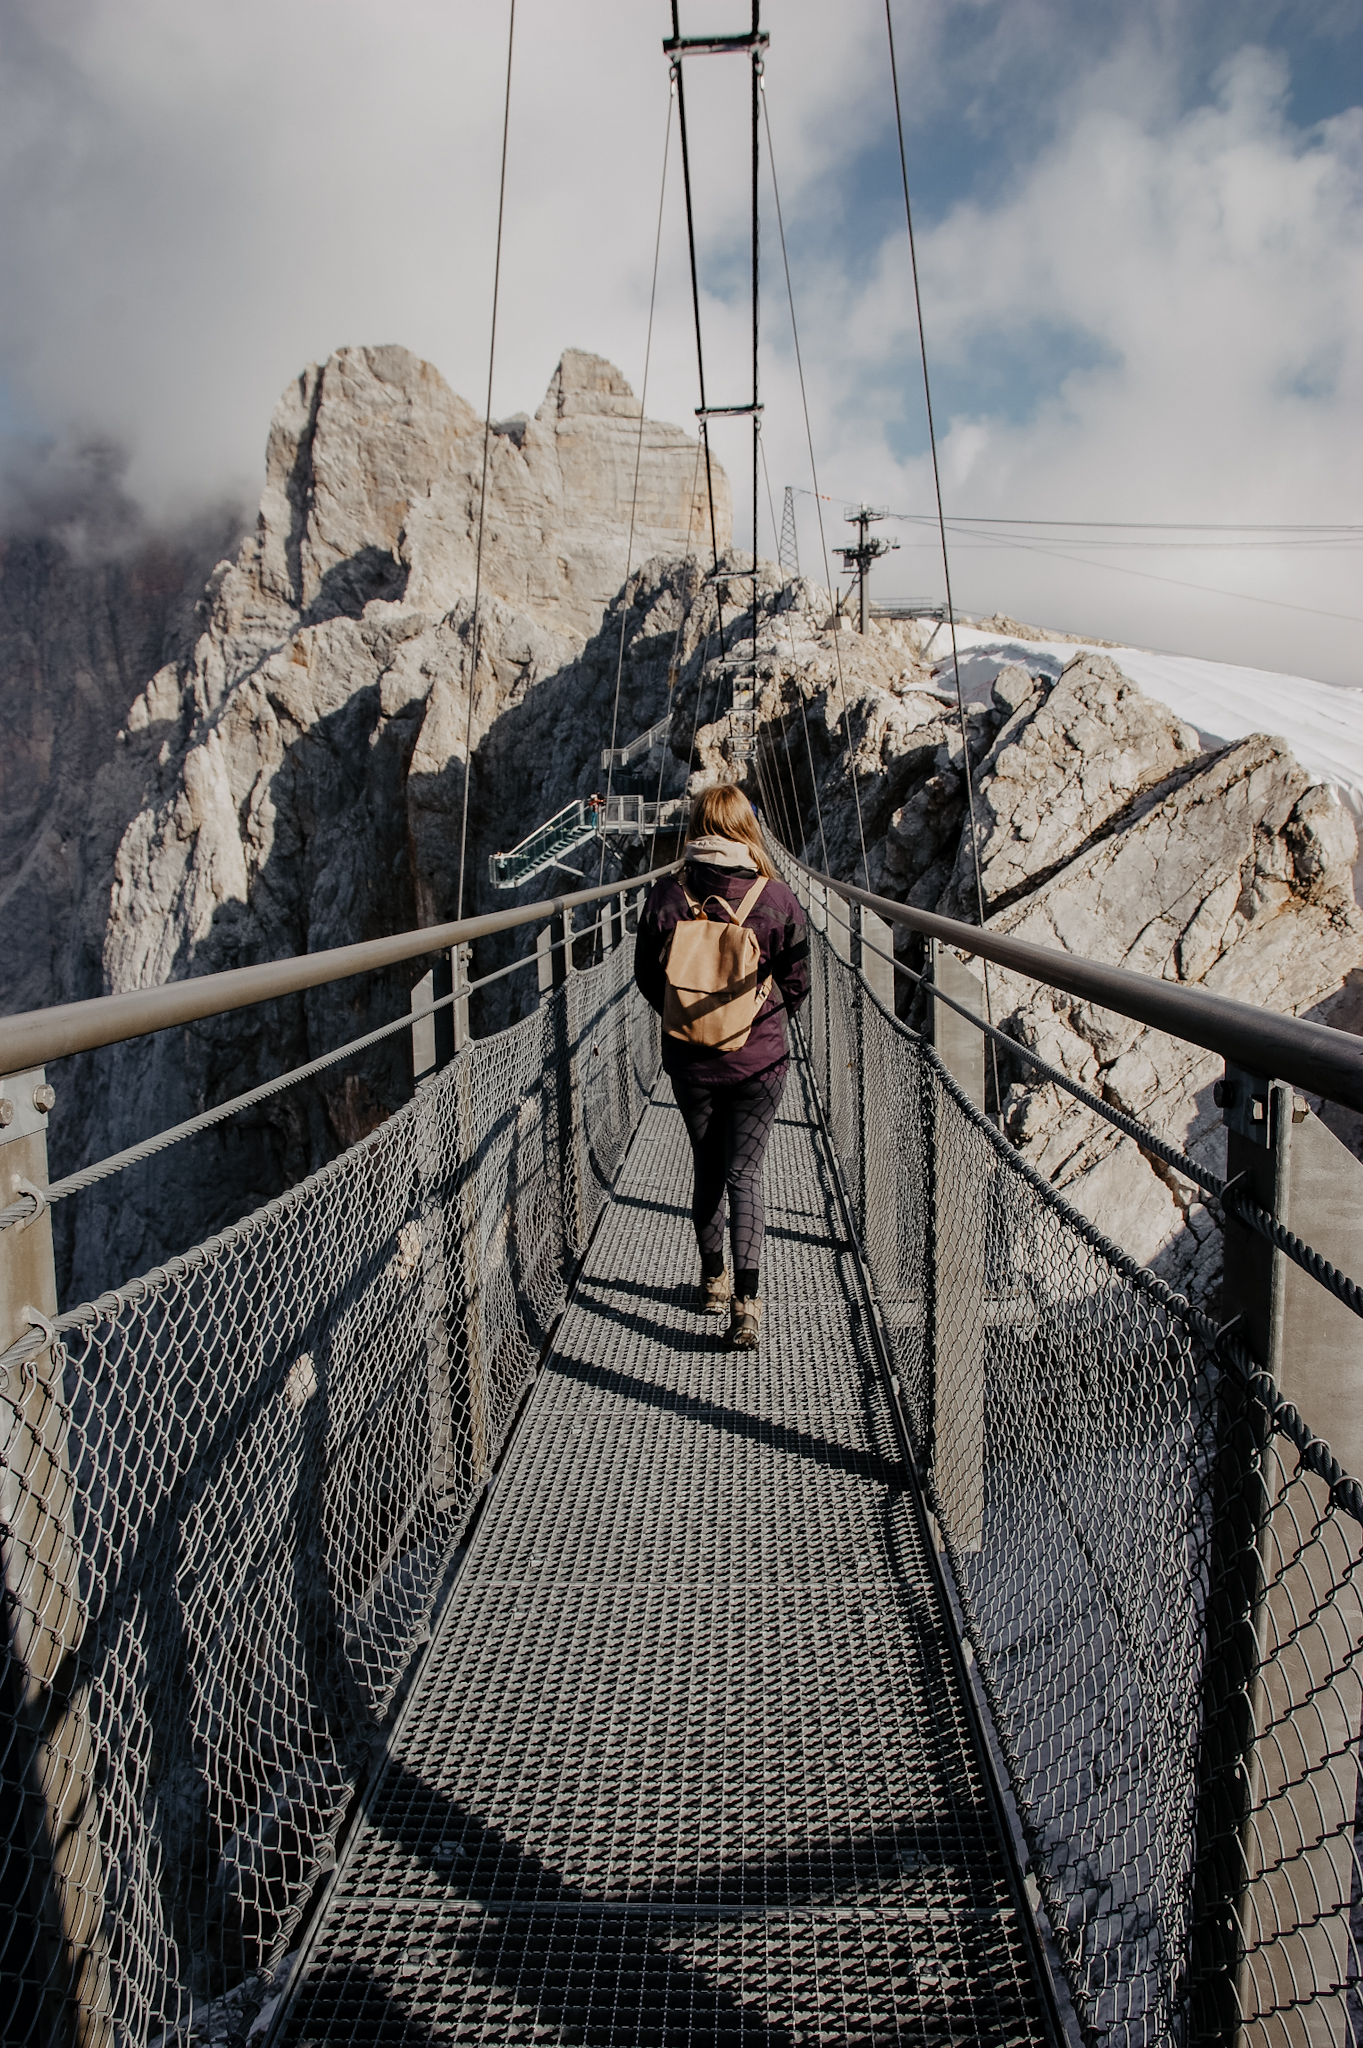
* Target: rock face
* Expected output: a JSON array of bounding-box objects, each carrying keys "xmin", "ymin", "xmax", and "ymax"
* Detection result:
[
  {"xmin": 0, "ymin": 515, "xmax": 246, "ymax": 1020},
  {"xmin": 7, "ymin": 335, "xmax": 1359, "ymax": 1323},
  {"xmin": 713, "ymin": 603, "xmax": 1361, "ymax": 1303},
  {"xmin": 935, "ymin": 655, "xmax": 1204, "ymax": 919},
  {"xmin": 248, "ymin": 344, "xmax": 723, "ymax": 645},
  {"xmin": 8, "ymin": 345, "xmax": 725, "ymax": 1301},
  {"xmin": 980, "ymin": 698, "xmax": 1358, "ymax": 1296}
]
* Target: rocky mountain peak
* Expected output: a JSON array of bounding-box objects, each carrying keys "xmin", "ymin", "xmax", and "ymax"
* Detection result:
[
  {"xmin": 536, "ymin": 348, "xmax": 644, "ymax": 420},
  {"xmin": 229, "ymin": 341, "xmax": 726, "ymax": 649}
]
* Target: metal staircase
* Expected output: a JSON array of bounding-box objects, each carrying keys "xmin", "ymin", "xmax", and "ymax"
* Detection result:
[
  {"xmin": 489, "ymin": 795, "xmax": 690, "ymax": 890},
  {"xmin": 600, "ymin": 712, "xmax": 672, "ymax": 772}
]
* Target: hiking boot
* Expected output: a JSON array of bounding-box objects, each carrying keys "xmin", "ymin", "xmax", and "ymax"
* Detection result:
[
  {"xmin": 729, "ymin": 1296, "xmax": 762, "ymax": 1348},
  {"xmin": 699, "ymin": 1269, "xmax": 732, "ymax": 1315}
]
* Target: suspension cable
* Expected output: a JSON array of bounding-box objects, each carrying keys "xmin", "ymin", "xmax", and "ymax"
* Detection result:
[
  {"xmin": 744, "ymin": 426, "xmax": 798, "ymax": 852},
  {"xmin": 671, "ymin": 25, "xmax": 727, "ymax": 661},
  {"xmin": 647, "ymin": 435, "xmax": 708, "ymax": 871},
  {"xmin": 455, "ymin": 0, "xmax": 517, "ymax": 923},
  {"xmin": 760, "ymin": 81, "xmax": 870, "ymax": 891},
  {"xmin": 750, "ymin": 20, "xmax": 761, "ymax": 664},
  {"xmin": 599, "ymin": 83, "xmax": 675, "ymax": 884},
  {"xmin": 758, "ymin": 434, "xmax": 822, "ymax": 856},
  {"xmin": 884, "ymin": 0, "xmax": 1000, "ymax": 1105},
  {"xmin": 746, "ymin": 512, "xmax": 800, "ymax": 855}
]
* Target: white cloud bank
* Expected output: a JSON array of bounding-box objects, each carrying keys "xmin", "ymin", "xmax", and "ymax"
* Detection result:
[
  {"xmin": 0, "ymin": 1, "xmax": 1359, "ymax": 683},
  {"xmin": 779, "ymin": 41, "xmax": 1363, "ymax": 683}
]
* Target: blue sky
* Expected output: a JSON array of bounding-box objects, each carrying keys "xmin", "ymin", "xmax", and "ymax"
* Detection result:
[
  {"xmin": 806, "ymin": 1, "xmax": 1363, "ymax": 451},
  {"xmin": 0, "ymin": 0, "xmax": 1359, "ymax": 680}
]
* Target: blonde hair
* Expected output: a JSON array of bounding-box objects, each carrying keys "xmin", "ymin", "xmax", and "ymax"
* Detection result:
[{"xmin": 688, "ymin": 784, "xmax": 775, "ymax": 878}]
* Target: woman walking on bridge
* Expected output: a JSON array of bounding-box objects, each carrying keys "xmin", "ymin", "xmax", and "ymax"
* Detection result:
[{"xmin": 634, "ymin": 786, "xmax": 808, "ymax": 1349}]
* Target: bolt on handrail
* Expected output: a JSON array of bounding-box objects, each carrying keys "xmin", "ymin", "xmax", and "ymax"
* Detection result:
[
  {"xmin": 0, "ymin": 862, "xmax": 681, "ymax": 1073},
  {"xmin": 789, "ymin": 854, "xmax": 1363, "ymax": 1116}
]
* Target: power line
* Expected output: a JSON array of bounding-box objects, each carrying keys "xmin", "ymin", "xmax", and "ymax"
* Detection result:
[
  {"xmin": 932, "ymin": 523, "xmax": 1363, "ymax": 628},
  {"xmin": 795, "ymin": 493, "xmax": 1363, "ymax": 563},
  {"xmin": 922, "ymin": 519, "xmax": 1361, "ymax": 555},
  {"xmin": 921, "ymin": 516, "xmax": 1363, "ymax": 535}
]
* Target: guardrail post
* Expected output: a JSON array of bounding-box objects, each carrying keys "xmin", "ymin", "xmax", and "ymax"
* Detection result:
[
  {"xmin": 925, "ymin": 943, "xmax": 988, "ymax": 1551},
  {"xmin": 1, "ymin": 1068, "xmax": 111, "ymax": 2048},
  {"xmin": 539, "ymin": 905, "xmax": 586, "ymax": 1267},
  {"xmin": 1192, "ymin": 1069, "xmax": 1363, "ymax": 2045},
  {"xmin": 826, "ymin": 890, "xmax": 851, "ymax": 965},
  {"xmin": 858, "ymin": 904, "xmax": 896, "ymax": 1015},
  {"xmin": 411, "ymin": 940, "xmax": 480, "ymax": 1508},
  {"xmin": 537, "ymin": 915, "xmax": 556, "ymax": 999},
  {"xmin": 854, "ymin": 904, "xmax": 899, "ymax": 1310},
  {"xmin": 448, "ymin": 1023, "xmax": 493, "ymax": 1488},
  {"xmin": 411, "ymin": 949, "xmax": 455, "ymax": 1085},
  {"xmin": 452, "ymin": 941, "xmax": 471, "ymax": 1052}
]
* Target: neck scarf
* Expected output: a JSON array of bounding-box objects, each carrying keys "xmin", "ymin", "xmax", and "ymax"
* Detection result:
[{"xmin": 685, "ymin": 835, "xmax": 759, "ymax": 872}]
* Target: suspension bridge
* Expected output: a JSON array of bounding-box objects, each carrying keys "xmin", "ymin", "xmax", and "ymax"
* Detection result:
[
  {"xmin": 6, "ymin": 4, "xmax": 1363, "ymax": 2046},
  {"xmin": 5, "ymin": 845, "xmax": 1363, "ymax": 2047}
]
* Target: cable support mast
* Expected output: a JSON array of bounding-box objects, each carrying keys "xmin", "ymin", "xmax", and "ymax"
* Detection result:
[{"xmin": 667, "ymin": 1, "xmax": 764, "ymax": 778}]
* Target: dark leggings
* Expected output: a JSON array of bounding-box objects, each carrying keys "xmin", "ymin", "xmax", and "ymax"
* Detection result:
[{"xmin": 670, "ymin": 1062, "xmax": 788, "ymax": 1290}]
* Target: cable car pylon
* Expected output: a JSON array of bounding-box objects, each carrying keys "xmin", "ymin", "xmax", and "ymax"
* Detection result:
[{"xmin": 836, "ymin": 504, "xmax": 899, "ymax": 631}]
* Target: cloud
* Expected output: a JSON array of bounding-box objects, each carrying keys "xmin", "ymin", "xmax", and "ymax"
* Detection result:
[
  {"xmin": 767, "ymin": 37, "xmax": 1363, "ymax": 681},
  {"xmin": 0, "ymin": 0, "xmax": 875, "ymax": 516},
  {"xmin": 0, "ymin": 0, "xmax": 1359, "ymax": 680}
]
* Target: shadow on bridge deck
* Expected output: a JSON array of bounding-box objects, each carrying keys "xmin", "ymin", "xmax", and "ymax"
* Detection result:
[{"xmin": 276, "ymin": 1064, "xmax": 1058, "ymax": 2045}]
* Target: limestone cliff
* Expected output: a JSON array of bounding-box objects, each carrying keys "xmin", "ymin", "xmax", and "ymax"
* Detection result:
[
  {"xmin": 11, "ymin": 345, "xmax": 726, "ymax": 1300},
  {"xmin": 0, "ymin": 511, "xmax": 246, "ymax": 1020},
  {"xmin": 704, "ymin": 592, "xmax": 1361, "ymax": 1302}
]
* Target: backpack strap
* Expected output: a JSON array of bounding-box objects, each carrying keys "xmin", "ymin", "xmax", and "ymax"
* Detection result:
[
  {"xmin": 688, "ymin": 879, "xmax": 767, "ymax": 925},
  {"xmin": 731, "ymin": 877, "xmax": 768, "ymax": 925}
]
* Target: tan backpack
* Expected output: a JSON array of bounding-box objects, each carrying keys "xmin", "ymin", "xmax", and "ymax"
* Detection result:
[{"xmin": 662, "ymin": 879, "xmax": 772, "ymax": 1049}]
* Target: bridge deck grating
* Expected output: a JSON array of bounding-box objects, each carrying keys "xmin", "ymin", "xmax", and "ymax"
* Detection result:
[{"xmin": 279, "ymin": 1064, "xmax": 1054, "ymax": 2044}]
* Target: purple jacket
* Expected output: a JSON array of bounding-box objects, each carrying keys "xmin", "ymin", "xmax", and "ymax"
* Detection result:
[{"xmin": 634, "ymin": 862, "xmax": 810, "ymax": 1084}]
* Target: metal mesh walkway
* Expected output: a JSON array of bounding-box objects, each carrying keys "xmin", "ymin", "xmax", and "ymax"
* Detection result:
[{"xmin": 278, "ymin": 1066, "xmax": 1057, "ymax": 2045}]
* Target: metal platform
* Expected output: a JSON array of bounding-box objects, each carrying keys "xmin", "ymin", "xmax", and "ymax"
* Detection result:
[
  {"xmin": 277, "ymin": 1066, "xmax": 1057, "ymax": 2045},
  {"xmin": 490, "ymin": 799, "xmax": 690, "ymax": 890}
]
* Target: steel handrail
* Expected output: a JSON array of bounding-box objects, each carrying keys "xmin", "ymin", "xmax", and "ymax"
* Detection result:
[
  {"xmin": 0, "ymin": 862, "xmax": 680, "ymax": 1071},
  {"xmin": 791, "ymin": 856, "xmax": 1363, "ymax": 1114}
]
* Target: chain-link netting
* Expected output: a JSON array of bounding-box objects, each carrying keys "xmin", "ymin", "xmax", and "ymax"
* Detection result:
[
  {"xmin": 10, "ymin": 864, "xmax": 1363, "ymax": 2048},
  {"xmin": 1, "ymin": 930, "xmax": 656, "ymax": 2047},
  {"xmin": 791, "ymin": 878, "xmax": 1363, "ymax": 2048}
]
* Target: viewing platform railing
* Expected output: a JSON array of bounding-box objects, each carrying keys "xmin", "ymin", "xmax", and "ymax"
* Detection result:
[
  {"xmin": 600, "ymin": 712, "xmax": 672, "ymax": 772},
  {"xmin": 488, "ymin": 797, "xmax": 689, "ymax": 891}
]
